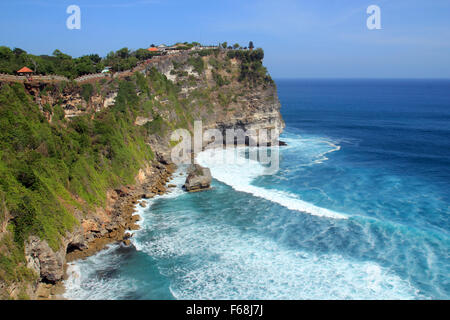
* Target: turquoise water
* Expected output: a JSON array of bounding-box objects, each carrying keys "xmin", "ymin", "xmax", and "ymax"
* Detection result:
[{"xmin": 64, "ymin": 79, "xmax": 450, "ymax": 300}]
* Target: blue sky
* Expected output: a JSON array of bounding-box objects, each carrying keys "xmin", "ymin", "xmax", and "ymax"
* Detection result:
[{"xmin": 1, "ymin": 0, "xmax": 449, "ymax": 78}]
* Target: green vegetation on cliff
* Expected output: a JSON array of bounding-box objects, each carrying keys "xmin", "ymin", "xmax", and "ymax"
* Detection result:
[
  {"xmin": 227, "ymin": 49, "xmax": 273, "ymax": 86},
  {"xmin": 0, "ymin": 77, "xmax": 159, "ymax": 283},
  {"xmin": 0, "ymin": 64, "xmax": 205, "ymax": 275}
]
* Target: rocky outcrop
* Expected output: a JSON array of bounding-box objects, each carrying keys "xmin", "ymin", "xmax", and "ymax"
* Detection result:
[
  {"xmin": 24, "ymin": 226, "xmax": 87, "ymax": 284},
  {"xmin": 65, "ymin": 162, "xmax": 176, "ymax": 262},
  {"xmin": 22, "ymin": 82, "xmax": 118, "ymax": 121},
  {"xmin": 203, "ymin": 84, "xmax": 284, "ymax": 146},
  {"xmin": 147, "ymin": 50, "xmax": 285, "ymax": 148},
  {"xmin": 0, "ymin": 196, "xmax": 9, "ymax": 237},
  {"xmin": 25, "ymin": 237, "xmax": 65, "ymax": 283},
  {"xmin": 134, "ymin": 115, "xmax": 153, "ymax": 126},
  {"xmin": 184, "ymin": 164, "xmax": 212, "ymax": 192},
  {"xmin": 103, "ymin": 92, "xmax": 117, "ymax": 109},
  {"xmin": 20, "ymin": 159, "xmax": 175, "ymax": 289}
]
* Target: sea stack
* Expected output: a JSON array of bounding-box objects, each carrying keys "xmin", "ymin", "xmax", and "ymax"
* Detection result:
[{"xmin": 184, "ymin": 164, "xmax": 212, "ymax": 192}]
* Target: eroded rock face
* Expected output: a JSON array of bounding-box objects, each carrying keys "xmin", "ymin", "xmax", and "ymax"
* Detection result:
[
  {"xmin": 25, "ymin": 237, "xmax": 65, "ymax": 283},
  {"xmin": 184, "ymin": 164, "xmax": 212, "ymax": 192},
  {"xmin": 134, "ymin": 116, "xmax": 153, "ymax": 126},
  {"xmin": 0, "ymin": 200, "xmax": 10, "ymax": 236},
  {"xmin": 148, "ymin": 51, "xmax": 285, "ymax": 148},
  {"xmin": 24, "ymin": 226, "xmax": 87, "ymax": 284},
  {"xmin": 204, "ymin": 84, "xmax": 285, "ymax": 146}
]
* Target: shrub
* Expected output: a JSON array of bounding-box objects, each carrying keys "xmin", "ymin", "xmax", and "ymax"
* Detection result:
[
  {"xmin": 226, "ymin": 48, "xmax": 272, "ymax": 85},
  {"xmin": 212, "ymin": 71, "xmax": 229, "ymax": 87},
  {"xmin": 81, "ymin": 83, "xmax": 94, "ymax": 102},
  {"xmin": 187, "ymin": 56, "xmax": 204, "ymax": 74},
  {"xmin": 0, "ymin": 81, "xmax": 155, "ymax": 253}
]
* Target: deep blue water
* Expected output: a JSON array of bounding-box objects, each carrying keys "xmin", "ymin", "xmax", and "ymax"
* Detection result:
[{"xmin": 64, "ymin": 79, "xmax": 450, "ymax": 300}]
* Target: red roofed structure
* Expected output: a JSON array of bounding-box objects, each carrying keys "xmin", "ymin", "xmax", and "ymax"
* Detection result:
[
  {"xmin": 147, "ymin": 47, "xmax": 158, "ymax": 52},
  {"xmin": 17, "ymin": 67, "xmax": 34, "ymax": 74}
]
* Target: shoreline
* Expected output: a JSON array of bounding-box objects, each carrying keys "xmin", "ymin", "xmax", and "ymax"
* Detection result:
[
  {"xmin": 36, "ymin": 161, "xmax": 177, "ymax": 300},
  {"xmin": 46, "ymin": 143, "xmax": 284, "ymax": 300}
]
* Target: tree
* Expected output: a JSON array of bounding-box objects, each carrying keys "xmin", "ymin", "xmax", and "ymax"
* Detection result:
[
  {"xmin": 53, "ymin": 49, "xmax": 72, "ymax": 60},
  {"xmin": 75, "ymin": 56, "xmax": 96, "ymax": 75},
  {"xmin": 88, "ymin": 54, "xmax": 101, "ymax": 64},
  {"xmin": 0, "ymin": 46, "xmax": 13, "ymax": 60},
  {"xmin": 13, "ymin": 48, "xmax": 26, "ymax": 56},
  {"xmin": 233, "ymin": 43, "xmax": 240, "ymax": 49},
  {"xmin": 117, "ymin": 47, "xmax": 130, "ymax": 59},
  {"xmin": 249, "ymin": 41, "xmax": 254, "ymax": 50},
  {"xmin": 221, "ymin": 42, "xmax": 228, "ymax": 49},
  {"xmin": 135, "ymin": 48, "xmax": 154, "ymax": 60}
]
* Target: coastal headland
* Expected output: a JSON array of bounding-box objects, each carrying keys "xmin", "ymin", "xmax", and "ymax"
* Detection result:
[{"xmin": 0, "ymin": 43, "xmax": 284, "ymax": 299}]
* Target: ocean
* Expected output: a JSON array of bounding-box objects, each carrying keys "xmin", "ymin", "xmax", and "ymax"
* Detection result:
[{"xmin": 64, "ymin": 79, "xmax": 450, "ymax": 300}]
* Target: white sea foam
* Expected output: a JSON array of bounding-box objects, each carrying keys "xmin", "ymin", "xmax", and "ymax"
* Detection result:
[
  {"xmin": 282, "ymin": 134, "xmax": 342, "ymax": 166},
  {"xmin": 63, "ymin": 160, "xmax": 420, "ymax": 300},
  {"xmin": 63, "ymin": 244, "xmax": 137, "ymax": 300},
  {"xmin": 131, "ymin": 171, "xmax": 187, "ymax": 232},
  {"xmin": 64, "ymin": 170, "xmax": 189, "ymax": 300},
  {"xmin": 64, "ymin": 215, "xmax": 419, "ymax": 300},
  {"xmin": 196, "ymin": 146, "xmax": 348, "ymax": 219},
  {"xmin": 137, "ymin": 216, "xmax": 418, "ymax": 299},
  {"xmin": 131, "ymin": 168, "xmax": 188, "ymax": 248}
]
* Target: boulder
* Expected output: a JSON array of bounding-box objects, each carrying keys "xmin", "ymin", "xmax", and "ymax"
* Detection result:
[{"xmin": 183, "ymin": 164, "xmax": 212, "ymax": 192}]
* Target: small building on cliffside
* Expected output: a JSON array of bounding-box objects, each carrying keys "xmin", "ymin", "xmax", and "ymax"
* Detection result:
[
  {"xmin": 17, "ymin": 66, "xmax": 34, "ymax": 76},
  {"xmin": 17, "ymin": 66, "xmax": 34, "ymax": 81}
]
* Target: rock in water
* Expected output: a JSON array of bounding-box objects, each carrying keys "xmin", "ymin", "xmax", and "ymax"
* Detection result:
[{"xmin": 184, "ymin": 164, "xmax": 212, "ymax": 192}]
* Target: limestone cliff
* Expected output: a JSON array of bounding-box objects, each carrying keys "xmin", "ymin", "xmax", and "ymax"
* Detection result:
[
  {"xmin": 0, "ymin": 47, "xmax": 284, "ymax": 299},
  {"xmin": 148, "ymin": 49, "xmax": 285, "ymax": 148}
]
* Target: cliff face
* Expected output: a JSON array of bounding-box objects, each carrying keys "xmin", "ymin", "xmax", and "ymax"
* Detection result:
[
  {"xmin": 152, "ymin": 50, "xmax": 285, "ymax": 147},
  {"xmin": 0, "ymin": 48, "xmax": 283, "ymax": 299},
  {"xmin": 24, "ymin": 49, "xmax": 284, "ymax": 150}
]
